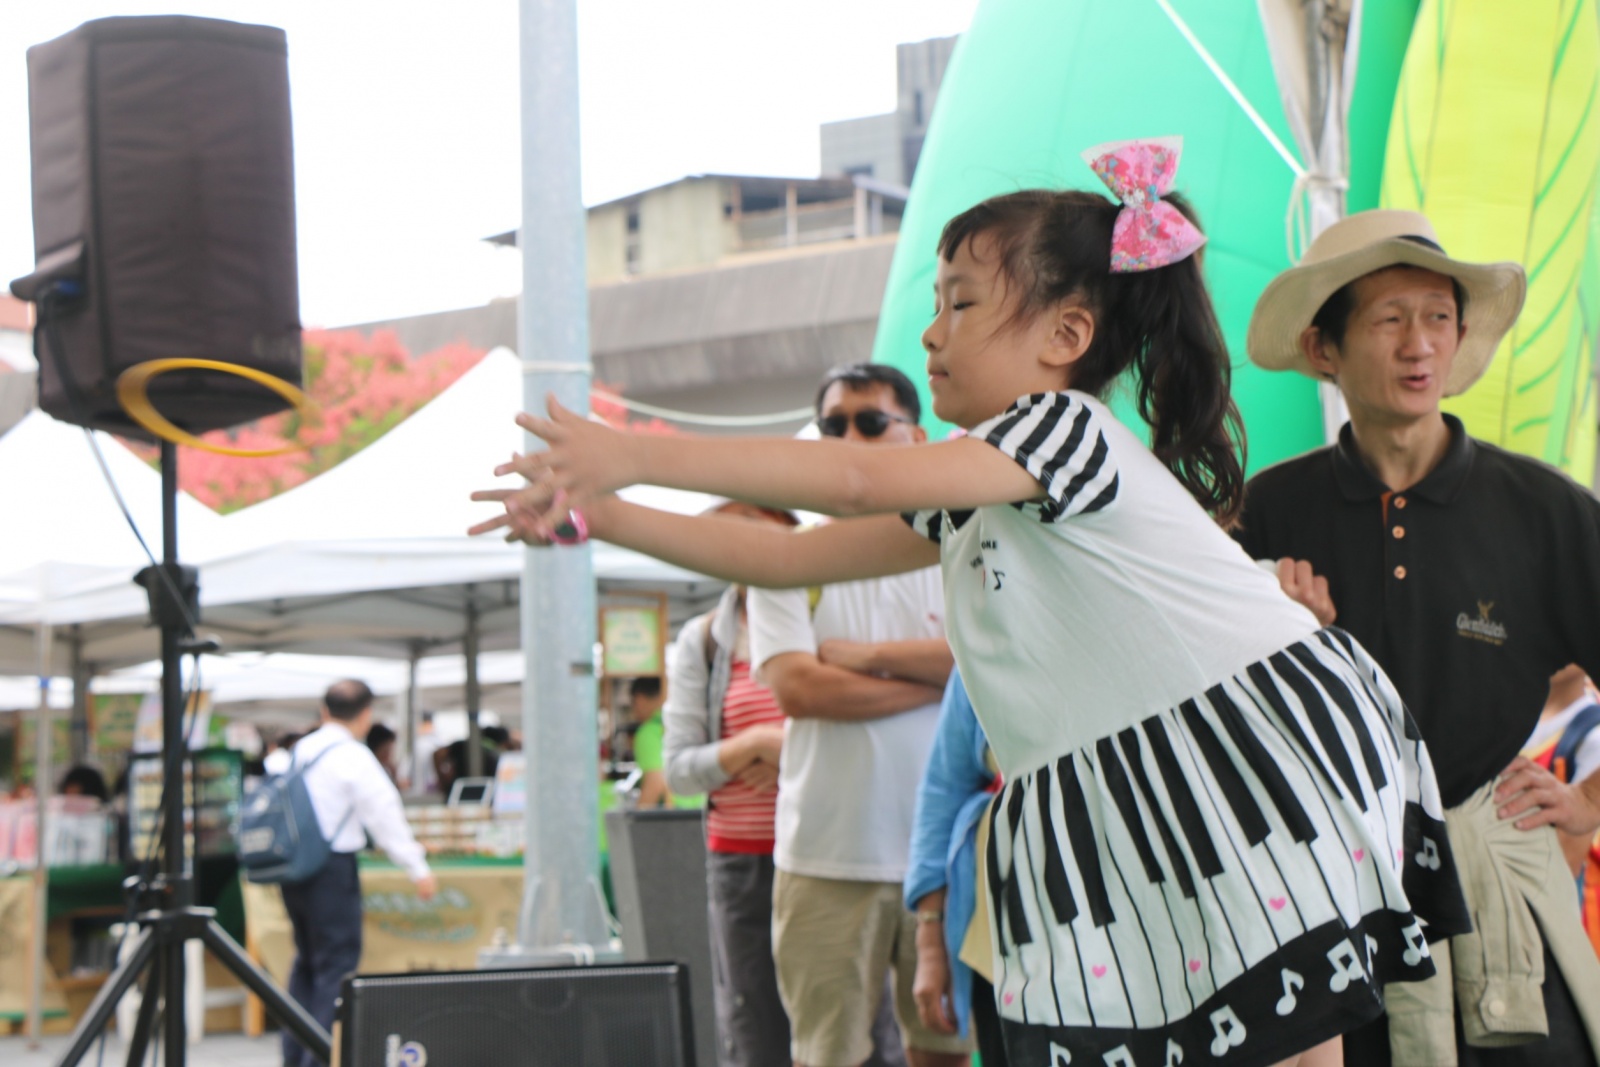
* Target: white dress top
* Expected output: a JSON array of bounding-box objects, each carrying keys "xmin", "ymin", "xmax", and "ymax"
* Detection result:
[{"xmin": 907, "ymin": 391, "xmax": 1319, "ymax": 777}]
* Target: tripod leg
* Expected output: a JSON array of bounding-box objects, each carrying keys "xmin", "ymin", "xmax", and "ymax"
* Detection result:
[
  {"xmin": 52, "ymin": 928, "xmax": 158, "ymax": 1067},
  {"xmin": 161, "ymin": 933, "xmax": 186, "ymax": 1067},
  {"xmin": 125, "ymin": 944, "xmax": 163, "ymax": 1067},
  {"xmin": 198, "ymin": 919, "xmax": 331, "ymax": 1064}
]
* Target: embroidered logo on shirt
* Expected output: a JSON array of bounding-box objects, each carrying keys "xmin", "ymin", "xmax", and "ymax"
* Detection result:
[{"xmin": 1456, "ymin": 600, "xmax": 1507, "ymax": 646}]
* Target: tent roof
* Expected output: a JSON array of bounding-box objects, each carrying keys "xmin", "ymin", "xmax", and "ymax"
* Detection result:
[{"xmin": 0, "ymin": 350, "xmax": 726, "ymax": 671}]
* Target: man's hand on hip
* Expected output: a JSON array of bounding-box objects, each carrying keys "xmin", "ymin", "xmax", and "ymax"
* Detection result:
[
  {"xmin": 1496, "ymin": 756, "xmax": 1600, "ymax": 836},
  {"xmin": 1275, "ymin": 558, "xmax": 1337, "ymax": 628}
]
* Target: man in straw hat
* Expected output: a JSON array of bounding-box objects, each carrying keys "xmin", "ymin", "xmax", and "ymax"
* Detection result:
[{"xmin": 1235, "ymin": 208, "xmax": 1600, "ymax": 1065}]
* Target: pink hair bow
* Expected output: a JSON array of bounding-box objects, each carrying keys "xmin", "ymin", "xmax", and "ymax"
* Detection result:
[{"xmin": 1082, "ymin": 136, "xmax": 1206, "ymax": 273}]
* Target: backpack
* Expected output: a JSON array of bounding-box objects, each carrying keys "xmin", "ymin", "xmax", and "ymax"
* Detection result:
[
  {"xmin": 1529, "ymin": 703, "xmax": 1600, "ymax": 960},
  {"xmin": 238, "ymin": 742, "xmax": 355, "ymax": 884}
]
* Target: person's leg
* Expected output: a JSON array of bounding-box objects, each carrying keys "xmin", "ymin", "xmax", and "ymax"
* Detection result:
[
  {"xmin": 771, "ymin": 870, "xmax": 895, "ymax": 1067},
  {"xmin": 887, "ymin": 886, "xmax": 972, "ymax": 1067},
  {"xmin": 279, "ymin": 878, "xmax": 319, "ymax": 1067},
  {"xmin": 302, "ymin": 854, "xmax": 363, "ymax": 1037},
  {"xmin": 969, "ymin": 975, "xmax": 1008, "ymax": 1067},
  {"xmin": 863, "ymin": 977, "xmax": 908, "ymax": 1067},
  {"xmin": 1273, "ymin": 1037, "xmax": 1342, "ymax": 1067},
  {"xmin": 707, "ymin": 851, "xmax": 792, "ymax": 1067}
]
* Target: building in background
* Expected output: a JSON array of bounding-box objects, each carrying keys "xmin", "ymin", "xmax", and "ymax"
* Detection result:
[{"xmin": 820, "ymin": 35, "xmax": 958, "ymax": 188}]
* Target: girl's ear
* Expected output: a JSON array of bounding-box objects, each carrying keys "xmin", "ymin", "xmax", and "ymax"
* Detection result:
[{"xmin": 1042, "ymin": 301, "xmax": 1095, "ymax": 369}]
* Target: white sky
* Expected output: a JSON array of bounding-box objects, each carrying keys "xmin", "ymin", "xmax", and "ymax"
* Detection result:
[{"xmin": 0, "ymin": 1, "xmax": 978, "ymax": 332}]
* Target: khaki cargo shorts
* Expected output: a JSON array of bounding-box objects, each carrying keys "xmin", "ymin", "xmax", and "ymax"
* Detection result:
[{"xmin": 772, "ymin": 869, "xmax": 975, "ymax": 1066}]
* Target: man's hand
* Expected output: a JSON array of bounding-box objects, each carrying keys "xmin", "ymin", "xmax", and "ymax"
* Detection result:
[
  {"xmin": 1276, "ymin": 558, "xmax": 1337, "ymax": 627},
  {"xmin": 1496, "ymin": 756, "xmax": 1600, "ymax": 836},
  {"xmin": 414, "ymin": 874, "xmax": 439, "ymax": 902}
]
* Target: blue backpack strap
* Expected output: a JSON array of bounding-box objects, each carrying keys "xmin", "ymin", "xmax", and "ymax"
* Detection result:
[
  {"xmin": 290, "ymin": 739, "xmax": 362, "ymax": 837},
  {"xmin": 1553, "ymin": 703, "xmax": 1600, "ymax": 783}
]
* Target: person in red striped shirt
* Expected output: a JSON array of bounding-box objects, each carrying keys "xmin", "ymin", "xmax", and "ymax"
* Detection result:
[{"xmin": 664, "ymin": 500, "xmax": 799, "ymax": 1067}]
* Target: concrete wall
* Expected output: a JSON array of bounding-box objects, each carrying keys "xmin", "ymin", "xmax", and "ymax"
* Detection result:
[
  {"xmin": 820, "ymin": 113, "xmax": 903, "ymax": 184},
  {"xmin": 586, "ymin": 204, "xmax": 629, "ymax": 284},
  {"xmin": 638, "ymin": 177, "xmax": 735, "ymax": 276}
]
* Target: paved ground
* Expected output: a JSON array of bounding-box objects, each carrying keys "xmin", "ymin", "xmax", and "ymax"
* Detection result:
[{"xmin": 0, "ymin": 1032, "xmax": 283, "ymax": 1066}]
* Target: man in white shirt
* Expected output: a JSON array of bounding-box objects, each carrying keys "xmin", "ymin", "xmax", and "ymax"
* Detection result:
[
  {"xmin": 280, "ymin": 679, "xmax": 436, "ymax": 1067},
  {"xmin": 748, "ymin": 364, "xmax": 970, "ymax": 1067}
]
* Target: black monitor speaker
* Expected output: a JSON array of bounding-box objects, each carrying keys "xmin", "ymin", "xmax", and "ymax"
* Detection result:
[
  {"xmin": 12, "ymin": 15, "xmax": 302, "ymax": 437},
  {"xmin": 335, "ymin": 963, "xmax": 697, "ymax": 1067}
]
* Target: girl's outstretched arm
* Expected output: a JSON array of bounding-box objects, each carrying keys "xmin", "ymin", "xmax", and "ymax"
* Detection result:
[
  {"xmin": 510, "ymin": 396, "xmax": 1043, "ymax": 518},
  {"xmin": 469, "ymin": 491, "xmax": 940, "ymax": 589}
]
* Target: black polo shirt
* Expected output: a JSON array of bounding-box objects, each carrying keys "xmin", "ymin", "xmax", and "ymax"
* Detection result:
[{"xmin": 1234, "ymin": 415, "xmax": 1600, "ymax": 807}]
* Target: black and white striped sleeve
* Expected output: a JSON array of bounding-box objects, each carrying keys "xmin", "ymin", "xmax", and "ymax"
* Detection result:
[
  {"xmin": 901, "ymin": 509, "xmax": 943, "ymax": 543},
  {"xmin": 971, "ymin": 393, "xmax": 1120, "ymax": 521}
]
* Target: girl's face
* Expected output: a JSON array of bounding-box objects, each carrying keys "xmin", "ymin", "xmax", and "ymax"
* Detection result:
[{"xmin": 921, "ymin": 234, "xmax": 1081, "ymax": 428}]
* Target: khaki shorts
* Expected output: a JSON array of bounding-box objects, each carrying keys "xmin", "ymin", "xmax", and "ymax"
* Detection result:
[{"xmin": 773, "ymin": 869, "xmax": 975, "ymax": 1067}]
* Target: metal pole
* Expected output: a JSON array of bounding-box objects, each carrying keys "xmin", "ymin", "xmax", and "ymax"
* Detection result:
[
  {"xmin": 159, "ymin": 440, "xmax": 189, "ymax": 1065},
  {"xmin": 508, "ymin": 0, "xmax": 609, "ymax": 959},
  {"xmin": 464, "ymin": 591, "xmax": 484, "ymax": 779},
  {"xmin": 69, "ymin": 630, "xmax": 89, "ymax": 765},
  {"xmin": 26, "ymin": 620, "xmax": 53, "ymax": 1047},
  {"xmin": 405, "ymin": 642, "xmax": 423, "ymax": 795}
]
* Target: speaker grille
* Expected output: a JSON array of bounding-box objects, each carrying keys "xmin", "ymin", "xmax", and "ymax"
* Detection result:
[{"xmin": 339, "ymin": 964, "xmax": 696, "ymax": 1067}]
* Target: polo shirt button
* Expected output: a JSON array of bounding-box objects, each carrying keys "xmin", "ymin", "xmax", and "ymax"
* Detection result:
[
  {"xmin": 1393, "ymin": 526, "xmax": 1406, "ymax": 539},
  {"xmin": 1394, "ymin": 565, "xmax": 1407, "ymax": 580},
  {"xmin": 1394, "ymin": 496, "xmax": 1408, "ymax": 509}
]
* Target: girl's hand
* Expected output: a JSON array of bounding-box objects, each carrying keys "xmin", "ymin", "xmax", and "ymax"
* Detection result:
[
  {"xmin": 513, "ymin": 396, "xmax": 646, "ymax": 505},
  {"xmin": 736, "ymin": 761, "xmax": 780, "ymax": 794},
  {"xmin": 468, "ymin": 472, "xmax": 564, "ymax": 544}
]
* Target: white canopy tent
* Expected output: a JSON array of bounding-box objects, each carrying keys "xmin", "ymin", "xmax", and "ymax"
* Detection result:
[
  {"xmin": 0, "ymin": 410, "xmax": 228, "ymax": 674},
  {"xmin": 2, "ymin": 349, "xmax": 725, "ymax": 664}
]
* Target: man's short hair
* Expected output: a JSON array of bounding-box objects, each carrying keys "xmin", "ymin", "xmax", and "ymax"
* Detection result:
[
  {"xmin": 814, "ymin": 363, "xmax": 922, "ymax": 424},
  {"xmin": 324, "ymin": 679, "xmax": 375, "ymax": 721},
  {"xmin": 629, "ymin": 676, "xmax": 662, "ymax": 701},
  {"xmin": 1310, "ymin": 267, "xmax": 1468, "ymax": 350}
]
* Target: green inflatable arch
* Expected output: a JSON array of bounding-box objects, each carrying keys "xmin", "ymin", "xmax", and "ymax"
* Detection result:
[{"xmin": 872, "ymin": 0, "xmax": 1420, "ymax": 472}]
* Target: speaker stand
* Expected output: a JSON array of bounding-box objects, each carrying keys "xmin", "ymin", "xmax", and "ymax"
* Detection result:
[{"xmin": 53, "ymin": 443, "xmax": 331, "ymax": 1067}]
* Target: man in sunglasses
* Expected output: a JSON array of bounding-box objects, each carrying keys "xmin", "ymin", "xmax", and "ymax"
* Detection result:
[{"xmin": 749, "ymin": 363, "xmax": 972, "ymax": 1067}]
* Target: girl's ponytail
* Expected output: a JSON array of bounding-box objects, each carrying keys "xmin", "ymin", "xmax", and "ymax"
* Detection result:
[{"xmin": 1102, "ymin": 218, "xmax": 1247, "ymax": 525}]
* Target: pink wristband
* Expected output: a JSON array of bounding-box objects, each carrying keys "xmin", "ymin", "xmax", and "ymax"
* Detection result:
[{"xmin": 550, "ymin": 509, "xmax": 589, "ymax": 545}]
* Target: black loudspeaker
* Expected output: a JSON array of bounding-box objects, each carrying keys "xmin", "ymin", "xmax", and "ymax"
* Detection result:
[
  {"xmin": 335, "ymin": 964, "xmax": 697, "ymax": 1067},
  {"xmin": 605, "ymin": 809, "xmax": 716, "ymax": 1067},
  {"xmin": 11, "ymin": 15, "xmax": 301, "ymax": 437}
]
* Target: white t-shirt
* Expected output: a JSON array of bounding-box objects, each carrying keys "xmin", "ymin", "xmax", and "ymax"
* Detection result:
[
  {"xmin": 1526, "ymin": 696, "xmax": 1600, "ymax": 784},
  {"xmin": 748, "ymin": 569, "xmax": 945, "ymax": 882},
  {"xmin": 905, "ymin": 391, "xmax": 1320, "ymax": 778}
]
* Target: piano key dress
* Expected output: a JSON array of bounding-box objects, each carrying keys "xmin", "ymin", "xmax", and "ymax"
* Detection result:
[{"xmin": 903, "ymin": 392, "xmax": 1469, "ymax": 1067}]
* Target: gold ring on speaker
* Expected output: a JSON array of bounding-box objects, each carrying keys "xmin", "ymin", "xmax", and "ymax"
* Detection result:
[{"xmin": 116, "ymin": 358, "xmax": 313, "ymax": 458}]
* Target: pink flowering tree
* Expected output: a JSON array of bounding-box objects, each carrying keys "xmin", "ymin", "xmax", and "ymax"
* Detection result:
[
  {"xmin": 127, "ymin": 332, "xmax": 677, "ymax": 513},
  {"xmin": 126, "ymin": 330, "xmax": 486, "ymax": 512}
]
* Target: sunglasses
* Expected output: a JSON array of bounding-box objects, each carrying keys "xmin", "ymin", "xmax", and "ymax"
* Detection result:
[{"xmin": 816, "ymin": 409, "xmax": 913, "ymax": 438}]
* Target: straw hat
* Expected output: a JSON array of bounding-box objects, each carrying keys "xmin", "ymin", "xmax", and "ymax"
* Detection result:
[{"xmin": 1247, "ymin": 210, "xmax": 1527, "ymax": 396}]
